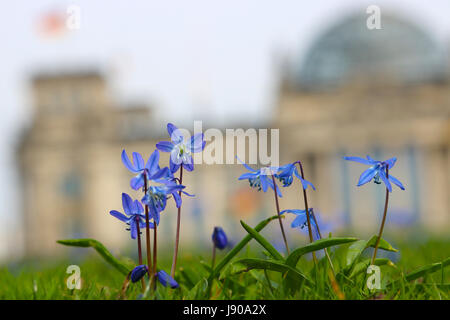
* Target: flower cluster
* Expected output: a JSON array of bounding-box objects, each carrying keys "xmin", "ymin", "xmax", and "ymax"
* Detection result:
[{"xmin": 109, "ymin": 123, "xmax": 206, "ymax": 290}]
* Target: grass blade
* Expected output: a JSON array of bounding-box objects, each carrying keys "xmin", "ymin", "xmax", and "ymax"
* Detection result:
[
  {"xmin": 240, "ymin": 220, "xmax": 284, "ymax": 261},
  {"xmin": 57, "ymin": 238, "xmax": 131, "ymax": 275},
  {"xmin": 234, "ymin": 258, "xmax": 312, "ymax": 286},
  {"xmin": 404, "ymin": 257, "xmax": 450, "ymax": 282},
  {"xmin": 285, "ymin": 237, "xmax": 358, "ymax": 267}
]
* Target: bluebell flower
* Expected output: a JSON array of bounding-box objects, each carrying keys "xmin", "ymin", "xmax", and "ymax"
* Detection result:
[
  {"xmin": 343, "ymin": 155, "xmax": 405, "ymax": 192},
  {"xmin": 280, "ymin": 208, "xmax": 320, "ymax": 240},
  {"xmin": 156, "ymin": 123, "xmax": 206, "ymax": 173},
  {"xmin": 110, "ymin": 193, "xmax": 151, "ymax": 239},
  {"xmin": 237, "ymin": 157, "xmax": 282, "ymax": 197},
  {"xmin": 212, "ymin": 227, "xmax": 228, "ymax": 249},
  {"xmin": 130, "ymin": 265, "xmax": 148, "ymax": 283},
  {"xmin": 141, "ymin": 181, "xmax": 190, "ymax": 225},
  {"xmin": 156, "ymin": 270, "xmax": 179, "ymax": 288},
  {"xmin": 276, "ymin": 162, "xmax": 316, "ymax": 190},
  {"xmin": 121, "ymin": 149, "xmax": 169, "ymax": 190}
]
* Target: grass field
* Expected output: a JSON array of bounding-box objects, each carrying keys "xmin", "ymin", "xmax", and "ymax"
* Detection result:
[{"xmin": 1, "ymin": 221, "xmax": 449, "ymax": 300}]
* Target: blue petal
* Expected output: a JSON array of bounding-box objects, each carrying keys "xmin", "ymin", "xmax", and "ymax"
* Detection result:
[
  {"xmin": 280, "ymin": 209, "xmax": 307, "ymax": 215},
  {"xmin": 132, "ymin": 152, "xmax": 145, "ymax": 171},
  {"xmin": 260, "ymin": 175, "xmax": 269, "ymax": 192},
  {"xmin": 149, "ymin": 167, "xmax": 169, "ymax": 180},
  {"xmin": 134, "ymin": 200, "xmax": 144, "ymax": 215},
  {"xmin": 109, "ymin": 210, "xmax": 129, "ymax": 222},
  {"xmin": 169, "ymin": 158, "xmax": 181, "ymax": 174},
  {"xmin": 379, "ymin": 170, "xmax": 393, "ymax": 192},
  {"xmin": 172, "ymin": 192, "xmax": 182, "ymax": 208},
  {"xmin": 300, "ymin": 177, "xmax": 316, "ymax": 191},
  {"xmin": 130, "ymin": 219, "xmax": 138, "ymax": 239},
  {"xmin": 122, "ymin": 193, "xmax": 134, "ymax": 216},
  {"xmin": 357, "ymin": 166, "xmax": 378, "ymax": 186},
  {"xmin": 131, "ymin": 265, "xmax": 148, "ymax": 283},
  {"xmin": 167, "ymin": 123, "xmax": 184, "ymax": 144},
  {"xmin": 385, "ymin": 157, "xmax": 397, "ymax": 169},
  {"xmin": 267, "ymin": 178, "xmax": 282, "ymax": 197},
  {"xmin": 236, "ymin": 156, "xmax": 257, "ymax": 172},
  {"xmin": 344, "ymin": 156, "xmax": 376, "ymax": 165},
  {"xmin": 189, "ymin": 133, "xmax": 205, "ymax": 153},
  {"xmin": 183, "ymin": 156, "xmax": 194, "ymax": 172},
  {"xmin": 389, "ymin": 174, "xmax": 405, "ymax": 190},
  {"xmin": 157, "ymin": 270, "xmax": 179, "ymax": 288},
  {"xmin": 130, "ymin": 173, "xmax": 145, "ymax": 190},
  {"xmin": 291, "ymin": 214, "xmax": 307, "ymax": 228},
  {"xmin": 156, "ymin": 141, "xmax": 174, "ymax": 153},
  {"xmin": 121, "ymin": 150, "xmax": 139, "ymax": 173},
  {"xmin": 146, "ymin": 149, "xmax": 160, "ymax": 175}
]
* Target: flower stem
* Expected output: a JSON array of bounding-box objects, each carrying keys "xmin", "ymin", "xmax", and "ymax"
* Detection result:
[
  {"xmin": 211, "ymin": 245, "xmax": 217, "ymax": 270},
  {"xmin": 170, "ymin": 165, "xmax": 183, "ymax": 278},
  {"xmin": 270, "ymin": 174, "xmax": 290, "ymax": 254},
  {"xmin": 135, "ymin": 218, "xmax": 145, "ymax": 291},
  {"xmin": 310, "ymin": 209, "xmax": 335, "ymax": 275},
  {"xmin": 296, "ymin": 162, "xmax": 317, "ymax": 263},
  {"xmin": 143, "ymin": 174, "xmax": 153, "ymax": 276},
  {"xmin": 371, "ymin": 167, "xmax": 390, "ymax": 265}
]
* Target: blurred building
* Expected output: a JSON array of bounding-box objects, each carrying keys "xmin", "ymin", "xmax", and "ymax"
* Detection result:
[{"xmin": 18, "ymin": 12, "xmax": 450, "ymax": 257}]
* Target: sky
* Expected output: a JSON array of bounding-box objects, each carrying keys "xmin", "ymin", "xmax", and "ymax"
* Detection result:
[{"xmin": 0, "ymin": 0, "xmax": 449, "ymax": 260}]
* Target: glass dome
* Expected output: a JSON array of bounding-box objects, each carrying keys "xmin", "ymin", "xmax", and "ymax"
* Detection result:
[{"xmin": 297, "ymin": 12, "xmax": 445, "ymax": 90}]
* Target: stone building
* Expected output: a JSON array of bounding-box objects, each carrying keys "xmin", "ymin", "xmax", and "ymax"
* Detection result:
[{"xmin": 18, "ymin": 12, "xmax": 450, "ymax": 257}]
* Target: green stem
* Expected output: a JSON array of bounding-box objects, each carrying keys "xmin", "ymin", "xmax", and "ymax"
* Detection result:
[
  {"xmin": 171, "ymin": 165, "xmax": 183, "ymax": 278},
  {"xmin": 271, "ymin": 174, "xmax": 290, "ymax": 254},
  {"xmin": 371, "ymin": 167, "xmax": 390, "ymax": 265}
]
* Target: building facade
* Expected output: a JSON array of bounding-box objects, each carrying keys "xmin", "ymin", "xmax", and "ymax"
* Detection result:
[{"xmin": 18, "ymin": 12, "xmax": 450, "ymax": 257}]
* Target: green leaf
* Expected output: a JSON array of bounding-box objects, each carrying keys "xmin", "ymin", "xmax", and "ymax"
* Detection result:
[
  {"xmin": 366, "ymin": 235, "xmax": 398, "ymax": 252},
  {"xmin": 186, "ymin": 278, "xmax": 209, "ymax": 300},
  {"xmin": 285, "ymin": 237, "xmax": 358, "ymax": 267},
  {"xmin": 208, "ymin": 214, "xmax": 281, "ymax": 280},
  {"xmin": 240, "ymin": 220, "xmax": 284, "ymax": 261},
  {"xmin": 343, "ymin": 236, "xmax": 398, "ymax": 276},
  {"xmin": 349, "ymin": 258, "xmax": 394, "ymax": 278},
  {"xmin": 404, "ymin": 257, "xmax": 450, "ymax": 282},
  {"xmin": 233, "ymin": 258, "xmax": 312, "ymax": 286},
  {"xmin": 57, "ymin": 238, "xmax": 131, "ymax": 275}
]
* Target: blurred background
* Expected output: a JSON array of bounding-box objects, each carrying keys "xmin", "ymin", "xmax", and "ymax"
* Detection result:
[{"xmin": 1, "ymin": 1, "xmax": 449, "ymax": 263}]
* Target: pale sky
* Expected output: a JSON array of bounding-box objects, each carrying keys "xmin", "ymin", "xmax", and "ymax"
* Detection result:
[{"xmin": 0, "ymin": 0, "xmax": 449, "ymax": 260}]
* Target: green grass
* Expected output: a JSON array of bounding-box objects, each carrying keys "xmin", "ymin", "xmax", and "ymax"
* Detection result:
[{"xmin": 1, "ymin": 224, "xmax": 449, "ymax": 300}]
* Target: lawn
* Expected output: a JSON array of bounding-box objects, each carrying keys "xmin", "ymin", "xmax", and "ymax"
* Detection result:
[{"xmin": 1, "ymin": 219, "xmax": 449, "ymax": 300}]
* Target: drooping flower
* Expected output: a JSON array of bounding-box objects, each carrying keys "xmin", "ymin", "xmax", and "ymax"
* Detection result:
[
  {"xmin": 141, "ymin": 181, "xmax": 189, "ymax": 225},
  {"xmin": 343, "ymin": 155, "xmax": 405, "ymax": 192},
  {"xmin": 280, "ymin": 208, "xmax": 320, "ymax": 240},
  {"xmin": 110, "ymin": 193, "xmax": 151, "ymax": 239},
  {"xmin": 212, "ymin": 227, "xmax": 228, "ymax": 250},
  {"xmin": 130, "ymin": 265, "xmax": 148, "ymax": 283},
  {"xmin": 121, "ymin": 149, "xmax": 169, "ymax": 190},
  {"xmin": 156, "ymin": 270, "xmax": 179, "ymax": 288},
  {"xmin": 156, "ymin": 123, "xmax": 205, "ymax": 173},
  {"xmin": 276, "ymin": 162, "xmax": 316, "ymax": 190},
  {"xmin": 237, "ymin": 157, "xmax": 282, "ymax": 197}
]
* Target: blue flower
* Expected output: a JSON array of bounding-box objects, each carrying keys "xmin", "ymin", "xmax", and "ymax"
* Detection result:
[
  {"xmin": 343, "ymin": 155, "xmax": 405, "ymax": 192},
  {"xmin": 212, "ymin": 227, "xmax": 228, "ymax": 249},
  {"xmin": 141, "ymin": 181, "xmax": 189, "ymax": 225},
  {"xmin": 121, "ymin": 149, "xmax": 169, "ymax": 190},
  {"xmin": 237, "ymin": 157, "xmax": 282, "ymax": 197},
  {"xmin": 130, "ymin": 265, "xmax": 148, "ymax": 283},
  {"xmin": 156, "ymin": 123, "xmax": 205, "ymax": 173},
  {"xmin": 276, "ymin": 162, "xmax": 316, "ymax": 190},
  {"xmin": 280, "ymin": 208, "xmax": 320, "ymax": 240},
  {"xmin": 156, "ymin": 270, "xmax": 179, "ymax": 288},
  {"xmin": 110, "ymin": 193, "xmax": 151, "ymax": 239}
]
